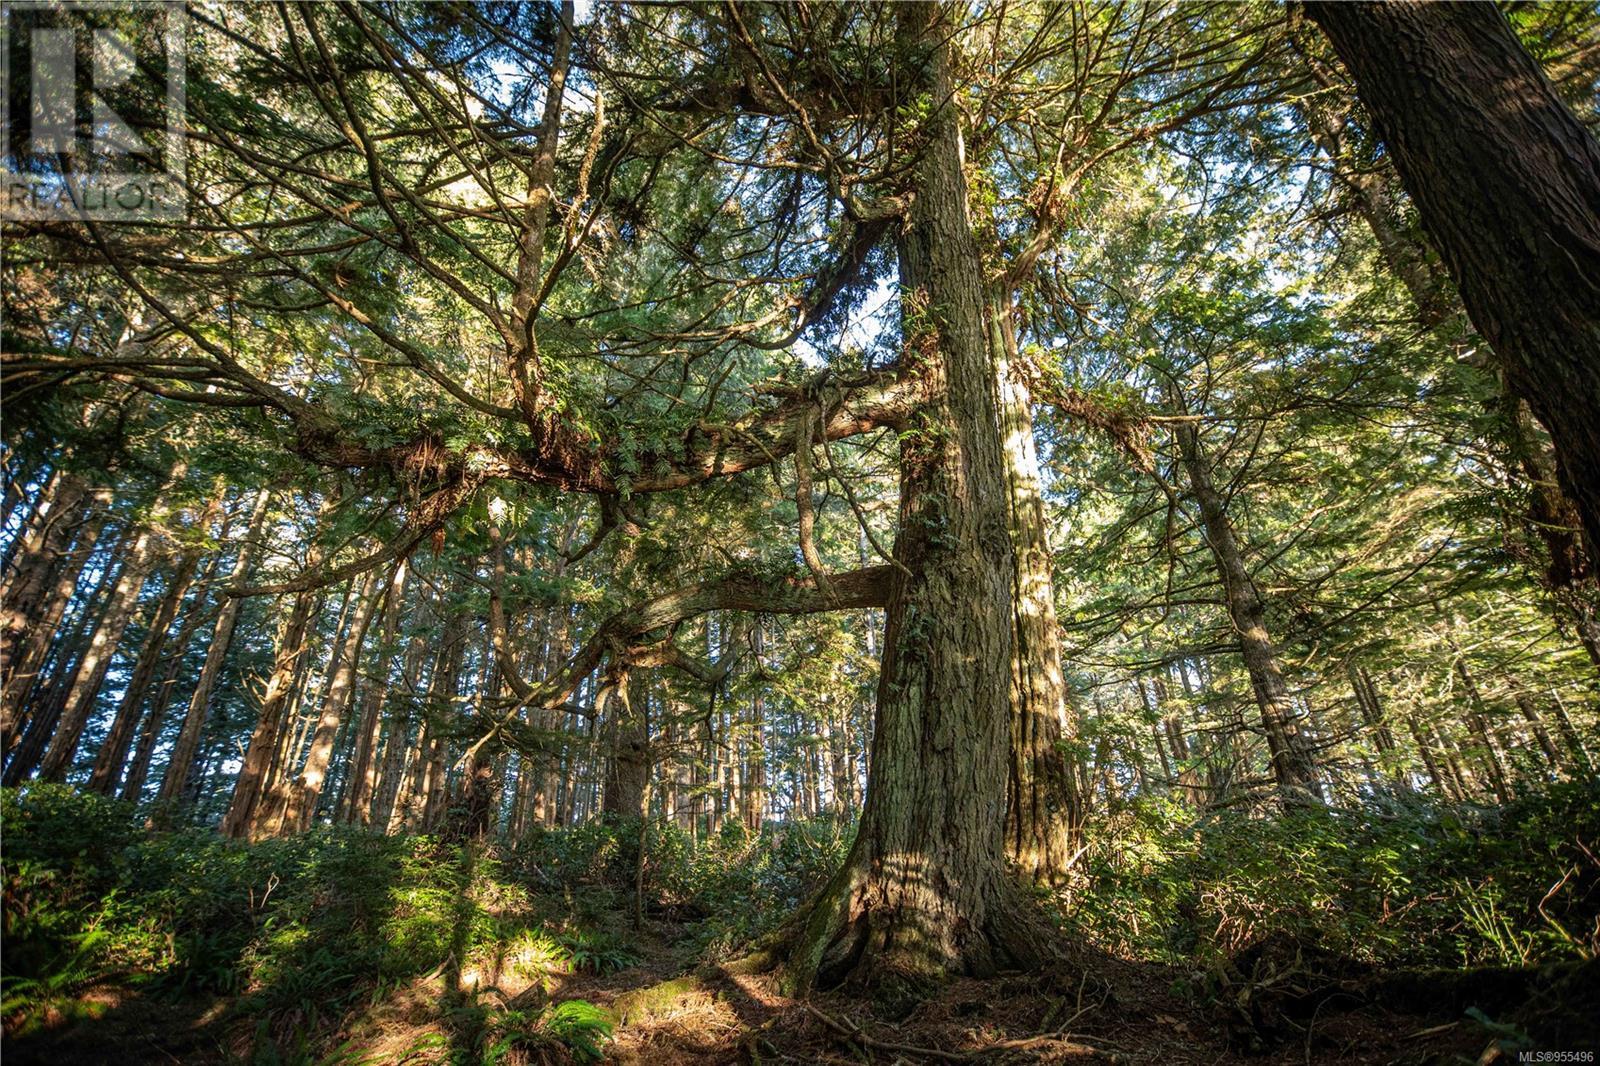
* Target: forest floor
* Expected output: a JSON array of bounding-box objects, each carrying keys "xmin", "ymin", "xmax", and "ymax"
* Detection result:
[
  {"xmin": 6, "ymin": 786, "xmax": 1598, "ymax": 1065},
  {"xmin": 8, "ymin": 905, "xmax": 1588, "ymax": 1066}
]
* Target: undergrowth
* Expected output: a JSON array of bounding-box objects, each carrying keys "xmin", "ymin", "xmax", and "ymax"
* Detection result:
[
  {"xmin": 3, "ymin": 780, "xmax": 1596, "ymax": 1060},
  {"xmin": 1066, "ymin": 779, "xmax": 1600, "ymax": 969}
]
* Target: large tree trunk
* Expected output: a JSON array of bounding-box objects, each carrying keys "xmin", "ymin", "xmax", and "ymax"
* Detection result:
[
  {"xmin": 450, "ymin": 626, "xmax": 507, "ymax": 841},
  {"xmin": 1305, "ymin": 1, "xmax": 1600, "ymax": 553},
  {"xmin": 784, "ymin": 12, "xmax": 1045, "ymax": 995},
  {"xmin": 601, "ymin": 668, "xmax": 649, "ymax": 821},
  {"xmin": 1300, "ymin": 56, "xmax": 1600, "ymax": 677},
  {"xmin": 1174, "ymin": 422, "xmax": 1321, "ymax": 806},
  {"xmin": 989, "ymin": 297, "xmax": 1083, "ymax": 885}
]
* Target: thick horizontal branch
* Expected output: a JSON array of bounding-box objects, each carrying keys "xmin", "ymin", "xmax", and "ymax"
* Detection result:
[
  {"xmin": 292, "ymin": 366, "xmax": 926, "ymax": 498},
  {"xmin": 509, "ymin": 564, "xmax": 893, "ymax": 712}
]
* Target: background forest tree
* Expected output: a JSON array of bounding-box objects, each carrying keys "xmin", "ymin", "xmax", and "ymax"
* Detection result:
[{"xmin": 3, "ymin": 1, "xmax": 1599, "ymax": 1061}]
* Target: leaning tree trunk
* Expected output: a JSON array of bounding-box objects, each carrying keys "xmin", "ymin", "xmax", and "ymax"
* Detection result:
[
  {"xmin": 37, "ymin": 524, "xmax": 161, "ymax": 781},
  {"xmin": 86, "ymin": 545, "xmax": 203, "ymax": 793},
  {"xmin": 160, "ymin": 489, "xmax": 272, "ymax": 809},
  {"xmin": 1300, "ymin": 56, "xmax": 1600, "ymax": 675},
  {"xmin": 783, "ymin": 12, "xmax": 1047, "ymax": 996},
  {"xmin": 1, "ymin": 476, "xmax": 100, "ymax": 749},
  {"xmin": 1450, "ymin": 641, "xmax": 1513, "ymax": 805},
  {"xmin": 1174, "ymin": 422, "xmax": 1321, "ymax": 806},
  {"xmin": 88, "ymin": 489, "xmax": 223, "ymax": 794},
  {"xmin": 1305, "ymin": 1, "xmax": 1600, "ymax": 553},
  {"xmin": 1513, "ymin": 689, "xmax": 1564, "ymax": 775},
  {"xmin": 215, "ymin": 587, "xmax": 316, "ymax": 834},
  {"xmin": 119, "ymin": 544, "xmax": 225, "ymax": 802}
]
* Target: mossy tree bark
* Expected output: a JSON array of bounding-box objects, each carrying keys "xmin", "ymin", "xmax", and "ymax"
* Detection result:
[
  {"xmin": 988, "ymin": 297, "xmax": 1084, "ymax": 886},
  {"xmin": 783, "ymin": 8, "xmax": 1048, "ymax": 994}
]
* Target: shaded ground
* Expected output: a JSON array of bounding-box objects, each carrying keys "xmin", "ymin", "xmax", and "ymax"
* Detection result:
[{"xmin": 9, "ymin": 913, "xmax": 1593, "ymax": 1065}]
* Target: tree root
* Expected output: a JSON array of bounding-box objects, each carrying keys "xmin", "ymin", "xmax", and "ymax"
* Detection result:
[{"xmin": 803, "ymin": 1002, "xmax": 976, "ymax": 1063}]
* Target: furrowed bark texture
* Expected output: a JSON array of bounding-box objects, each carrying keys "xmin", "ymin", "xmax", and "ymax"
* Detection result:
[
  {"xmin": 786, "ymin": 10, "xmax": 1045, "ymax": 993},
  {"xmin": 990, "ymin": 298, "xmax": 1083, "ymax": 886},
  {"xmin": 1306, "ymin": 1, "xmax": 1600, "ymax": 553},
  {"xmin": 1175, "ymin": 422, "xmax": 1321, "ymax": 806}
]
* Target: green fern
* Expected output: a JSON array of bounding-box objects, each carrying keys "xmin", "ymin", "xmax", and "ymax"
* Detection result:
[
  {"xmin": 481, "ymin": 999, "xmax": 614, "ymax": 1065},
  {"xmin": 554, "ymin": 930, "xmax": 641, "ymax": 975}
]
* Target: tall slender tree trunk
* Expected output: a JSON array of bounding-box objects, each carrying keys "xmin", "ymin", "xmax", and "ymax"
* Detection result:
[
  {"xmin": 1511, "ymin": 689, "xmax": 1562, "ymax": 775},
  {"xmin": 4, "ymin": 608, "xmax": 98, "ymax": 784},
  {"xmin": 371, "ymin": 615, "xmax": 431, "ymax": 832},
  {"xmin": 1297, "ymin": 77, "xmax": 1462, "ymax": 337},
  {"xmin": 88, "ymin": 491, "xmax": 223, "ymax": 794},
  {"xmin": 1173, "ymin": 422, "xmax": 1320, "ymax": 806},
  {"xmin": 1306, "ymin": 1, "xmax": 1600, "ymax": 552},
  {"xmin": 1, "ymin": 473, "xmax": 90, "ymax": 689},
  {"xmin": 1404, "ymin": 710, "xmax": 1454, "ymax": 801},
  {"xmin": 86, "ymin": 552, "xmax": 198, "ymax": 792},
  {"xmin": 989, "ymin": 296, "xmax": 1083, "ymax": 885},
  {"xmin": 1348, "ymin": 664, "xmax": 1410, "ymax": 793},
  {"xmin": 37, "ymin": 524, "xmax": 163, "ymax": 781},
  {"xmin": 120, "ymin": 550, "xmax": 223, "ymax": 802},
  {"xmin": 220, "ymin": 572, "xmax": 337, "ymax": 835},
  {"xmin": 160, "ymin": 490, "xmax": 272, "ymax": 808},
  {"xmin": 1303, "ymin": 53, "xmax": 1600, "ymax": 674},
  {"xmin": 340, "ymin": 559, "xmax": 407, "ymax": 823},
  {"xmin": 408, "ymin": 608, "xmax": 467, "ymax": 832},
  {"xmin": 3, "ymin": 537, "xmax": 125, "ymax": 784},
  {"xmin": 1448, "ymin": 636, "xmax": 1513, "ymax": 804},
  {"xmin": 2, "ymin": 491, "xmax": 110, "ymax": 748},
  {"xmin": 1437, "ymin": 725, "xmax": 1476, "ymax": 802},
  {"xmin": 1549, "ymin": 689, "xmax": 1594, "ymax": 778},
  {"xmin": 274, "ymin": 567, "xmax": 383, "ymax": 835},
  {"xmin": 742, "ymin": 621, "xmax": 767, "ymax": 831}
]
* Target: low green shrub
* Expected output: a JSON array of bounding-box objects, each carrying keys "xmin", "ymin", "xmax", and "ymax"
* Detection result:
[
  {"xmin": 1067, "ymin": 779, "xmax": 1600, "ymax": 969},
  {"xmin": 0, "ymin": 785, "xmax": 610, "ymax": 1063}
]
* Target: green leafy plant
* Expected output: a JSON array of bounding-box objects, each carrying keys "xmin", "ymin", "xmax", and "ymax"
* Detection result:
[{"xmin": 481, "ymin": 999, "xmax": 614, "ymax": 1065}]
